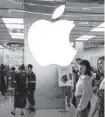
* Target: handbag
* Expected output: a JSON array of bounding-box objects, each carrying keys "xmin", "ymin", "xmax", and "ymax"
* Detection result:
[{"xmin": 72, "ymin": 94, "xmax": 77, "ymax": 108}]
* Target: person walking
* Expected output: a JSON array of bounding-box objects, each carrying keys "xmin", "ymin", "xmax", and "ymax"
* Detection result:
[
  {"xmin": 11, "ymin": 65, "xmax": 27, "ymax": 115},
  {"xmin": 27, "ymin": 64, "xmax": 36, "ymax": 113},
  {"xmin": 10, "ymin": 67, "xmax": 16, "ymax": 95}
]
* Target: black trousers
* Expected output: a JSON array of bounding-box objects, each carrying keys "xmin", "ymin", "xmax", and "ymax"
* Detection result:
[{"xmin": 28, "ymin": 91, "xmax": 35, "ymax": 107}]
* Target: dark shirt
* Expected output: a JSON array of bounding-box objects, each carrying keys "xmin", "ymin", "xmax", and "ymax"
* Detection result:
[
  {"xmin": 28, "ymin": 72, "xmax": 36, "ymax": 92},
  {"xmin": 11, "ymin": 71, "xmax": 16, "ymax": 82},
  {"xmin": 0, "ymin": 70, "xmax": 6, "ymax": 89},
  {"xmin": 15, "ymin": 72, "xmax": 27, "ymax": 93},
  {"xmin": 96, "ymin": 73, "xmax": 101, "ymax": 81}
]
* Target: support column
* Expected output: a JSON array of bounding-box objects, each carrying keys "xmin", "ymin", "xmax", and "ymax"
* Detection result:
[
  {"xmin": 0, "ymin": 48, "xmax": 4, "ymax": 65},
  {"xmin": 74, "ymin": 41, "xmax": 84, "ymax": 58}
]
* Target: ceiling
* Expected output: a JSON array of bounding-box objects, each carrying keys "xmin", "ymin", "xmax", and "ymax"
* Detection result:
[{"xmin": 0, "ymin": 0, "xmax": 104, "ymax": 49}]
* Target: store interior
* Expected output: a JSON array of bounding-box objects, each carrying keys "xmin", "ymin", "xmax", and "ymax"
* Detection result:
[{"xmin": 0, "ymin": 0, "xmax": 104, "ymax": 117}]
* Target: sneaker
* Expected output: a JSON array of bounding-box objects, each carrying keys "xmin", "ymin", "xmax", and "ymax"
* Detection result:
[
  {"xmin": 27, "ymin": 107, "xmax": 32, "ymax": 110},
  {"xmin": 29, "ymin": 108, "xmax": 36, "ymax": 113},
  {"xmin": 11, "ymin": 112, "xmax": 15, "ymax": 115},
  {"xmin": 20, "ymin": 112, "xmax": 24, "ymax": 115}
]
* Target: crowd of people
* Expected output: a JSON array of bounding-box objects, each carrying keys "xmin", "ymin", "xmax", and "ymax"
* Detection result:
[
  {"xmin": 0, "ymin": 64, "xmax": 36, "ymax": 115},
  {"xmin": 68, "ymin": 56, "xmax": 104, "ymax": 117},
  {"xmin": 0, "ymin": 55, "xmax": 104, "ymax": 117}
]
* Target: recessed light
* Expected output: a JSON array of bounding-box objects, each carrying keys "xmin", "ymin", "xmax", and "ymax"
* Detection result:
[
  {"xmin": 0, "ymin": 45, "xmax": 4, "ymax": 48},
  {"xmin": 11, "ymin": 35, "xmax": 24, "ymax": 39},
  {"xmin": 10, "ymin": 33, "xmax": 24, "ymax": 37},
  {"xmin": 76, "ymin": 35, "xmax": 95, "ymax": 41},
  {"xmin": 98, "ymin": 22, "xmax": 105, "ymax": 28},
  {"xmin": 2, "ymin": 18, "xmax": 24, "ymax": 24},
  {"xmin": 91, "ymin": 28, "xmax": 105, "ymax": 32},
  {"xmin": 91, "ymin": 22, "xmax": 105, "ymax": 32},
  {"xmin": 4, "ymin": 24, "xmax": 24, "ymax": 29}
]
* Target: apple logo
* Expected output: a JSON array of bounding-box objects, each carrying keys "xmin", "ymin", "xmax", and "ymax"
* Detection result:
[{"xmin": 28, "ymin": 5, "xmax": 77, "ymax": 67}]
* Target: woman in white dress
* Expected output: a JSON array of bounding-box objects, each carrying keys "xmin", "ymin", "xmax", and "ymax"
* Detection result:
[{"xmin": 75, "ymin": 60, "xmax": 93, "ymax": 117}]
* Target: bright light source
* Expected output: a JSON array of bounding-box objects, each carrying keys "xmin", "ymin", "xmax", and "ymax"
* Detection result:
[
  {"xmin": 0, "ymin": 45, "xmax": 4, "ymax": 48},
  {"xmin": 2, "ymin": 18, "xmax": 24, "ymax": 24},
  {"xmin": 4, "ymin": 24, "xmax": 24, "ymax": 29},
  {"xmin": 79, "ymin": 22, "xmax": 89, "ymax": 24},
  {"xmin": 97, "ymin": 22, "xmax": 105, "ymax": 28},
  {"xmin": 91, "ymin": 28, "xmax": 105, "ymax": 32},
  {"xmin": 28, "ymin": 20, "xmax": 76, "ymax": 66},
  {"xmin": 11, "ymin": 35, "xmax": 24, "ymax": 39},
  {"xmin": 91, "ymin": 22, "xmax": 105, "ymax": 32},
  {"xmin": 28, "ymin": 5, "xmax": 76, "ymax": 67},
  {"xmin": 70, "ymin": 42, "xmax": 74, "ymax": 47},
  {"xmin": 76, "ymin": 35, "xmax": 95, "ymax": 41},
  {"xmin": 10, "ymin": 33, "xmax": 24, "ymax": 37}
]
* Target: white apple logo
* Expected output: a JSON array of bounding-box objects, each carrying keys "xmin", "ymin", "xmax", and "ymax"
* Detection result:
[{"xmin": 28, "ymin": 5, "xmax": 77, "ymax": 67}]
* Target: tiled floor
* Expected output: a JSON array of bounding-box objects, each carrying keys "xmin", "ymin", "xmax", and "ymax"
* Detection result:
[{"xmin": 0, "ymin": 95, "xmax": 98, "ymax": 117}]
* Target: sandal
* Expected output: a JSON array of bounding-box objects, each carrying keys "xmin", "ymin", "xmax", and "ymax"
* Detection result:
[
  {"xmin": 20, "ymin": 112, "xmax": 24, "ymax": 115},
  {"xmin": 11, "ymin": 112, "xmax": 15, "ymax": 115}
]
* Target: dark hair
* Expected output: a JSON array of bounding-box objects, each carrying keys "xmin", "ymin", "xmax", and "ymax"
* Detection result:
[
  {"xmin": 80, "ymin": 60, "xmax": 92, "ymax": 76},
  {"xmin": 19, "ymin": 64, "xmax": 25, "ymax": 71},
  {"xmin": 76, "ymin": 58, "xmax": 82, "ymax": 61},
  {"xmin": 28, "ymin": 64, "xmax": 33, "ymax": 69},
  {"xmin": 97, "ymin": 56, "xmax": 104, "ymax": 77},
  {"xmin": 11, "ymin": 67, "xmax": 15, "ymax": 71},
  {"xmin": 1, "ymin": 65, "xmax": 5, "ymax": 71},
  {"xmin": 97, "ymin": 56, "xmax": 104, "ymax": 63}
]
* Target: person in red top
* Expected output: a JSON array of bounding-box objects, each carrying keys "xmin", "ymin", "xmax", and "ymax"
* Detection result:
[{"xmin": 27, "ymin": 64, "xmax": 36, "ymax": 113}]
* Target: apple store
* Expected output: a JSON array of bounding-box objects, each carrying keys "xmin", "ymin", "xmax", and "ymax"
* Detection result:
[{"xmin": 0, "ymin": 0, "xmax": 104, "ymax": 117}]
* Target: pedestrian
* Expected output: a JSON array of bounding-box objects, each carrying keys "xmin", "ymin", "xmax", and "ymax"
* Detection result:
[{"xmin": 27, "ymin": 64, "xmax": 36, "ymax": 113}]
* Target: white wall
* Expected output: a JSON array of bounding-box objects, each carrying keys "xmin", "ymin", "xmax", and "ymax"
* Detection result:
[{"xmin": 24, "ymin": 37, "xmax": 64, "ymax": 109}]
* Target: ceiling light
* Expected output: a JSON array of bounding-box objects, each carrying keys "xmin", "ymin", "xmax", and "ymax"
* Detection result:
[
  {"xmin": 97, "ymin": 22, "xmax": 105, "ymax": 28},
  {"xmin": 10, "ymin": 33, "xmax": 24, "ymax": 37},
  {"xmin": 79, "ymin": 22, "xmax": 89, "ymax": 24},
  {"xmin": 4, "ymin": 24, "xmax": 24, "ymax": 29},
  {"xmin": 91, "ymin": 22, "xmax": 105, "ymax": 32},
  {"xmin": 11, "ymin": 35, "xmax": 24, "ymax": 39},
  {"xmin": 2, "ymin": 18, "xmax": 24, "ymax": 24},
  {"xmin": 76, "ymin": 35, "xmax": 95, "ymax": 41},
  {"xmin": 0, "ymin": 45, "xmax": 4, "ymax": 48},
  {"xmin": 91, "ymin": 28, "xmax": 105, "ymax": 32}
]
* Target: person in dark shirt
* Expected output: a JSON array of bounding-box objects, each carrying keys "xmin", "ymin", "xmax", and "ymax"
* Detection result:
[
  {"xmin": 27, "ymin": 64, "xmax": 36, "ymax": 113},
  {"xmin": 0, "ymin": 64, "xmax": 8, "ymax": 99},
  {"xmin": 10, "ymin": 67, "xmax": 16, "ymax": 95},
  {"xmin": 11, "ymin": 65, "xmax": 27, "ymax": 115}
]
